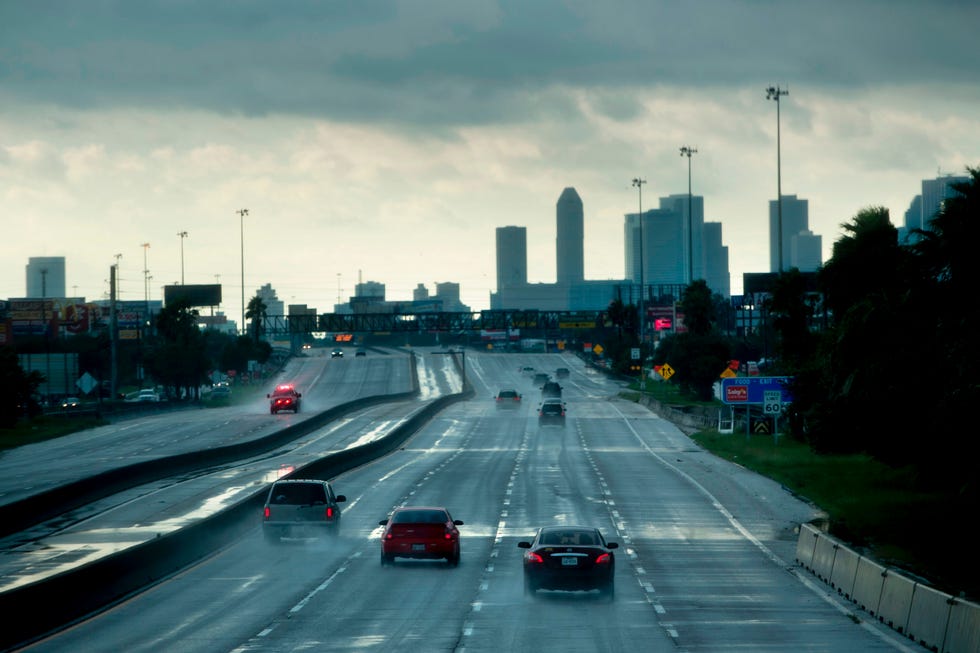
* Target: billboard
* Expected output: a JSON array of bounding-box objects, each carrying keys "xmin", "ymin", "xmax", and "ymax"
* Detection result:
[{"xmin": 164, "ymin": 284, "xmax": 222, "ymax": 307}]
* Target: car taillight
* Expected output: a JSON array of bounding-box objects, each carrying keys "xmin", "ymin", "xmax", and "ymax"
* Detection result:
[
  {"xmin": 596, "ymin": 553, "xmax": 611, "ymax": 565},
  {"xmin": 326, "ymin": 507, "xmax": 334, "ymax": 518},
  {"xmin": 385, "ymin": 532, "xmax": 393, "ymax": 539},
  {"xmin": 527, "ymin": 552, "xmax": 544, "ymax": 564},
  {"xmin": 263, "ymin": 506, "xmax": 271, "ymax": 520}
]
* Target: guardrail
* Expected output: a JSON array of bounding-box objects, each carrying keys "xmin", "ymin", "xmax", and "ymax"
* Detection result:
[{"xmin": 796, "ymin": 523, "xmax": 980, "ymax": 653}]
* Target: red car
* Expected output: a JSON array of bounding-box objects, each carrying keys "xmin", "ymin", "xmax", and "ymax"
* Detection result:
[
  {"xmin": 268, "ymin": 384, "xmax": 302, "ymax": 414},
  {"xmin": 379, "ymin": 506, "xmax": 463, "ymax": 566}
]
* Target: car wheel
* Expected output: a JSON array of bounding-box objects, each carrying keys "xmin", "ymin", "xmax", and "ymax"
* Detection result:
[
  {"xmin": 524, "ymin": 575, "xmax": 537, "ymax": 597},
  {"xmin": 381, "ymin": 552, "xmax": 393, "ymax": 566},
  {"xmin": 448, "ymin": 546, "xmax": 460, "ymax": 567},
  {"xmin": 601, "ymin": 578, "xmax": 615, "ymax": 601}
]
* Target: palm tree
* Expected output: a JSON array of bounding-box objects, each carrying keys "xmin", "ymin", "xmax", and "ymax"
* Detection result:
[{"xmin": 245, "ymin": 295, "xmax": 268, "ymax": 343}]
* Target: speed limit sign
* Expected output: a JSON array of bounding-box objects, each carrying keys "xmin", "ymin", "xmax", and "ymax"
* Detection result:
[{"xmin": 763, "ymin": 390, "xmax": 782, "ymax": 415}]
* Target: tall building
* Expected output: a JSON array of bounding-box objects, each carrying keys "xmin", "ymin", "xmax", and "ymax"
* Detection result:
[
  {"xmin": 660, "ymin": 193, "xmax": 705, "ymax": 283},
  {"xmin": 702, "ymin": 222, "xmax": 731, "ymax": 296},
  {"xmin": 769, "ymin": 195, "xmax": 810, "ymax": 272},
  {"xmin": 625, "ymin": 205, "xmax": 686, "ymax": 288},
  {"xmin": 790, "ymin": 230, "xmax": 822, "ymax": 272},
  {"xmin": 495, "ymin": 226, "xmax": 527, "ymax": 290},
  {"xmin": 556, "ymin": 187, "xmax": 584, "ymax": 285},
  {"xmin": 921, "ymin": 174, "xmax": 969, "ymax": 228},
  {"xmin": 26, "ymin": 257, "xmax": 66, "ymax": 298},
  {"xmin": 257, "ymin": 283, "xmax": 284, "ymax": 315}
]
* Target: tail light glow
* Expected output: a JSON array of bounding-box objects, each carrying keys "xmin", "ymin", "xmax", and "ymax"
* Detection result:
[
  {"xmin": 596, "ymin": 553, "xmax": 611, "ymax": 564},
  {"xmin": 263, "ymin": 506, "xmax": 270, "ymax": 519},
  {"xmin": 527, "ymin": 552, "xmax": 544, "ymax": 564},
  {"xmin": 326, "ymin": 507, "xmax": 334, "ymax": 518}
]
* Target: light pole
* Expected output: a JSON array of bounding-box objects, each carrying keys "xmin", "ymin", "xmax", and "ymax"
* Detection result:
[
  {"xmin": 237, "ymin": 208, "xmax": 249, "ymax": 334},
  {"xmin": 766, "ymin": 85, "xmax": 789, "ymax": 272},
  {"xmin": 679, "ymin": 146, "xmax": 697, "ymax": 284},
  {"xmin": 114, "ymin": 253, "xmax": 123, "ymax": 298},
  {"xmin": 141, "ymin": 243, "xmax": 150, "ymax": 317},
  {"xmin": 177, "ymin": 231, "xmax": 188, "ymax": 284},
  {"xmin": 631, "ymin": 177, "xmax": 646, "ymax": 345}
]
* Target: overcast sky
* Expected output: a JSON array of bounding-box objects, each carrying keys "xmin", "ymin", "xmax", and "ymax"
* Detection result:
[{"xmin": 2, "ymin": 1, "xmax": 978, "ymax": 320}]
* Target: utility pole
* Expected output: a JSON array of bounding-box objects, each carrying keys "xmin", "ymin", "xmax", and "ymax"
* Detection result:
[
  {"xmin": 766, "ymin": 85, "xmax": 789, "ymax": 272},
  {"xmin": 237, "ymin": 208, "xmax": 249, "ymax": 334},
  {"xmin": 177, "ymin": 231, "xmax": 188, "ymax": 284},
  {"xmin": 631, "ymin": 178, "xmax": 647, "ymax": 346},
  {"xmin": 680, "ymin": 146, "xmax": 698, "ymax": 284}
]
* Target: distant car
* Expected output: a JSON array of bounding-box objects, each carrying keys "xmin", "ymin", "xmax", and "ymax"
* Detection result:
[
  {"xmin": 331, "ymin": 348, "xmax": 344, "ymax": 358},
  {"xmin": 379, "ymin": 506, "xmax": 463, "ymax": 566},
  {"xmin": 555, "ymin": 367, "xmax": 570, "ymax": 378},
  {"xmin": 518, "ymin": 526, "xmax": 618, "ymax": 599},
  {"xmin": 532, "ymin": 372, "xmax": 550, "ymax": 386},
  {"xmin": 137, "ymin": 389, "xmax": 160, "ymax": 402},
  {"xmin": 541, "ymin": 381, "xmax": 562, "ymax": 398},
  {"xmin": 210, "ymin": 384, "xmax": 231, "ymax": 399},
  {"xmin": 262, "ymin": 479, "xmax": 346, "ymax": 543},
  {"xmin": 495, "ymin": 389, "xmax": 522, "ymax": 408},
  {"xmin": 520, "ymin": 366, "xmax": 535, "ymax": 375},
  {"xmin": 61, "ymin": 396, "xmax": 81, "ymax": 410},
  {"xmin": 355, "ymin": 349, "xmax": 367, "ymax": 357},
  {"xmin": 538, "ymin": 398, "xmax": 566, "ymax": 426},
  {"xmin": 268, "ymin": 384, "xmax": 302, "ymax": 414}
]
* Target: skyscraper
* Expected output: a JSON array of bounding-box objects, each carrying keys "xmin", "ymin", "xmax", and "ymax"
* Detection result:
[
  {"xmin": 26, "ymin": 256, "xmax": 66, "ymax": 298},
  {"xmin": 556, "ymin": 187, "xmax": 584, "ymax": 285},
  {"xmin": 496, "ymin": 226, "xmax": 527, "ymax": 290},
  {"xmin": 769, "ymin": 195, "xmax": 809, "ymax": 272},
  {"xmin": 661, "ymin": 193, "xmax": 705, "ymax": 283}
]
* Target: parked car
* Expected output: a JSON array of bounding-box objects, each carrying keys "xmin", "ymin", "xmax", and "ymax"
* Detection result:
[
  {"xmin": 379, "ymin": 506, "xmax": 463, "ymax": 566},
  {"xmin": 518, "ymin": 526, "xmax": 618, "ymax": 599},
  {"xmin": 538, "ymin": 398, "xmax": 566, "ymax": 426},
  {"xmin": 495, "ymin": 389, "xmax": 522, "ymax": 408},
  {"xmin": 262, "ymin": 479, "xmax": 346, "ymax": 543},
  {"xmin": 137, "ymin": 389, "xmax": 160, "ymax": 402},
  {"xmin": 268, "ymin": 384, "xmax": 302, "ymax": 414}
]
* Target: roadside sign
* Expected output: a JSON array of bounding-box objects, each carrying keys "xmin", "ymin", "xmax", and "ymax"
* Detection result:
[
  {"xmin": 631, "ymin": 347, "xmax": 640, "ymax": 360},
  {"xmin": 721, "ymin": 376, "xmax": 793, "ymax": 405},
  {"xmin": 658, "ymin": 363, "xmax": 675, "ymax": 380},
  {"xmin": 763, "ymin": 390, "xmax": 782, "ymax": 415},
  {"xmin": 719, "ymin": 368, "xmax": 737, "ymax": 379}
]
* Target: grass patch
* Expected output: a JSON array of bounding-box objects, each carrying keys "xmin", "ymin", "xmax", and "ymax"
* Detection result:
[
  {"xmin": 690, "ymin": 429, "xmax": 977, "ymax": 600},
  {"xmin": 0, "ymin": 414, "xmax": 109, "ymax": 451}
]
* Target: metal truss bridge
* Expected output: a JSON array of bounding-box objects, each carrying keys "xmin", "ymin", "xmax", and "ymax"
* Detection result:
[{"xmin": 260, "ymin": 310, "xmax": 605, "ymax": 337}]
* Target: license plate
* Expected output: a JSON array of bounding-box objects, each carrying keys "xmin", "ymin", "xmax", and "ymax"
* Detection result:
[
  {"xmin": 412, "ymin": 544, "xmax": 426, "ymax": 552},
  {"xmin": 561, "ymin": 557, "xmax": 578, "ymax": 566}
]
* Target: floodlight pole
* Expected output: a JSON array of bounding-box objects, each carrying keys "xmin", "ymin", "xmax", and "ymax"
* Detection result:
[
  {"xmin": 680, "ymin": 146, "xmax": 697, "ymax": 284},
  {"xmin": 631, "ymin": 177, "xmax": 647, "ymax": 346},
  {"xmin": 766, "ymin": 85, "xmax": 789, "ymax": 272},
  {"xmin": 237, "ymin": 208, "xmax": 249, "ymax": 334}
]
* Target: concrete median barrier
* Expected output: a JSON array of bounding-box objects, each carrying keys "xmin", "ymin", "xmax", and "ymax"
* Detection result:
[{"xmin": 0, "ymin": 383, "xmax": 472, "ymax": 651}]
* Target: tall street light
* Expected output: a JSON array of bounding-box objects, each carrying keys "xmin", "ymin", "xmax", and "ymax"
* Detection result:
[
  {"xmin": 631, "ymin": 177, "xmax": 647, "ymax": 345},
  {"xmin": 141, "ymin": 243, "xmax": 150, "ymax": 316},
  {"xmin": 766, "ymin": 85, "xmax": 789, "ymax": 272},
  {"xmin": 237, "ymin": 208, "xmax": 249, "ymax": 334},
  {"xmin": 177, "ymin": 231, "xmax": 188, "ymax": 284},
  {"xmin": 679, "ymin": 146, "xmax": 698, "ymax": 284}
]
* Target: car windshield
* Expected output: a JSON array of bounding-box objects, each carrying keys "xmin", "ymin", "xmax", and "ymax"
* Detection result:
[
  {"xmin": 270, "ymin": 483, "xmax": 326, "ymax": 505},
  {"xmin": 540, "ymin": 530, "xmax": 596, "ymax": 546},
  {"xmin": 392, "ymin": 509, "xmax": 448, "ymax": 524}
]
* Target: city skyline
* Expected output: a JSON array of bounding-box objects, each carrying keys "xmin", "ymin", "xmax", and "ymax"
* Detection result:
[{"xmin": 2, "ymin": 2, "xmax": 978, "ymax": 320}]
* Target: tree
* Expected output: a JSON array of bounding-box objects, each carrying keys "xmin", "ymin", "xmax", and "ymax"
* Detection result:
[
  {"xmin": 0, "ymin": 346, "xmax": 44, "ymax": 428},
  {"xmin": 144, "ymin": 300, "xmax": 210, "ymax": 400},
  {"xmin": 246, "ymin": 295, "xmax": 268, "ymax": 343}
]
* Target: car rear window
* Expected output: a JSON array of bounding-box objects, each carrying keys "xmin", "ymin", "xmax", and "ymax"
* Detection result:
[
  {"xmin": 499, "ymin": 391, "xmax": 517, "ymax": 398},
  {"xmin": 392, "ymin": 509, "xmax": 448, "ymax": 524},
  {"xmin": 540, "ymin": 530, "xmax": 595, "ymax": 545},
  {"xmin": 270, "ymin": 483, "xmax": 326, "ymax": 505},
  {"xmin": 541, "ymin": 403, "xmax": 563, "ymax": 414}
]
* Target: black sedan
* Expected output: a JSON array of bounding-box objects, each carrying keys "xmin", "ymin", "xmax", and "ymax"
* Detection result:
[{"xmin": 518, "ymin": 526, "xmax": 618, "ymax": 599}]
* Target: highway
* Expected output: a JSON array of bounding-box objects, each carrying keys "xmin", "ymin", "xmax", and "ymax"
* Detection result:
[{"xmin": 7, "ymin": 350, "xmax": 919, "ymax": 652}]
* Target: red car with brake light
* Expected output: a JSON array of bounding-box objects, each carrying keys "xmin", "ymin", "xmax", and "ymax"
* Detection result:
[
  {"xmin": 267, "ymin": 383, "xmax": 302, "ymax": 414},
  {"xmin": 379, "ymin": 506, "xmax": 463, "ymax": 567}
]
